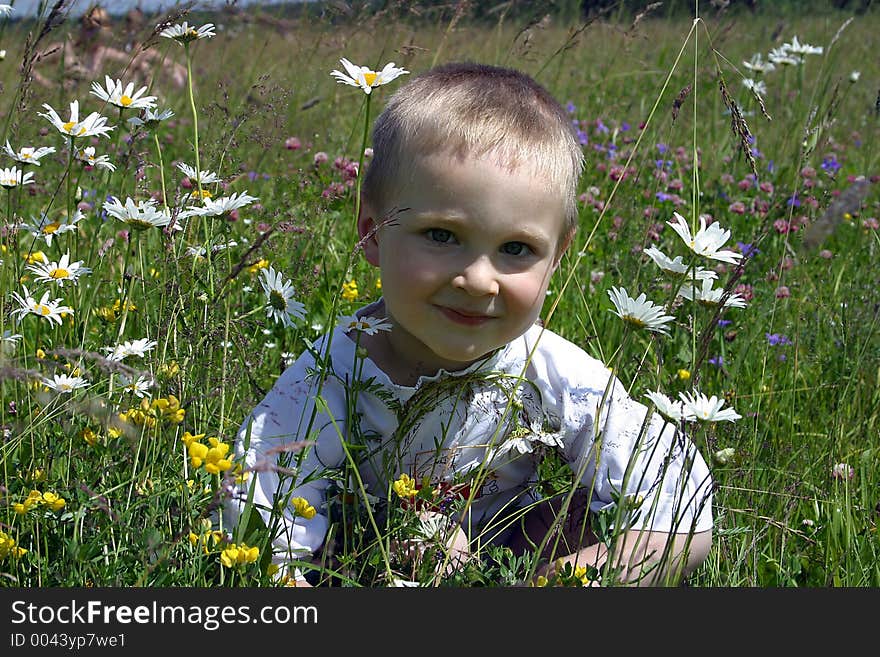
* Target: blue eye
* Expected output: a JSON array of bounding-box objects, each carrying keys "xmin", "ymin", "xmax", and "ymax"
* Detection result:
[
  {"xmin": 500, "ymin": 241, "xmax": 531, "ymax": 256},
  {"xmin": 426, "ymin": 228, "xmax": 456, "ymax": 244}
]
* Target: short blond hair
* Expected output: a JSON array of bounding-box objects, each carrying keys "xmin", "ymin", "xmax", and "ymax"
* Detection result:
[{"xmin": 362, "ymin": 62, "xmax": 584, "ymax": 238}]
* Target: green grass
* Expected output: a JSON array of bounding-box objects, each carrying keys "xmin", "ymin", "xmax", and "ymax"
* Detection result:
[{"xmin": 0, "ymin": 3, "xmax": 878, "ymax": 586}]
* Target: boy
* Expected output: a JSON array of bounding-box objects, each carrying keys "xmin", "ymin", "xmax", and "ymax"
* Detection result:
[{"xmin": 225, "ymin": 62, "xmax": 713, "ymax": 586}]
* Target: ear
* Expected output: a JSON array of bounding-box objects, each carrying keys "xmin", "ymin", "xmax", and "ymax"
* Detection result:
[
  {"xmin": 357, "ymin": 196, "xmax": 382, "ymax": 267},
  {"xmin": 552, "ymin": 227, "xmax": 576, "ymax": 270}
]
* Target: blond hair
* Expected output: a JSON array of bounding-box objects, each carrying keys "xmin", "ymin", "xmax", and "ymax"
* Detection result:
[{"xmin": 362, "ymin": 62, "xmax": 584, "ymax": 236}]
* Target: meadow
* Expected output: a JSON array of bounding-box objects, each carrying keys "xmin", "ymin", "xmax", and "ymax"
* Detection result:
[{"xmin": 0, "ymin": 1, "xmax": 878, "ymax": 587}]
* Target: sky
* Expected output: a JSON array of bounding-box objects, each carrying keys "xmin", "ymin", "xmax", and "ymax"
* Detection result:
[{"xmin": 4, "ymin": 0, "xmax": 307, "ymax": 19}]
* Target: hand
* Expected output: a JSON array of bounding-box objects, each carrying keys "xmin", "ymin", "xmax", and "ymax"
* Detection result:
[{"xmin": 392, "ymin": 511, "xmax": 472, "ymax": 578}]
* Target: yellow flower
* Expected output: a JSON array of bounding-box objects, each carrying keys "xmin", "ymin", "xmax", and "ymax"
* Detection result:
[
  {"xmin": 220, "ymin": 542, "xmax": 259, "ymax": 568},
  {"xmin": 151, "ymin": 395, "xmax": 185, "ymax": 424},
  {"xmin": 0, "ymin": 531, "xmax": 27, "ymax": 560},
  {"xmin": 247, "ymin": 258, "xmax": 269, "ymax": 274},
  {"xmin": 203, "ymin": 437, "xmax": 232, "ymax": 475},
  {"xmin": 26, "ymin": 251, "xmax": 47, "ymax": 265},
  {"xmin": 392, "ymin": 473, "xmax": 418, "ymax": 499},
  {"xmin": 290, "ymin": 496, "xmax": 317, "ymax": 519},
  {"xmin": 158, "ymin": 361, "xmax": 180, "ymax": 379},
  {"xmin": 80, "ymin": 427, "xmax": 100, "ymax": 446},
  {"xmin": 375, "ymin": 278, "xmax": 382, "ymax": 290},
  {"xmin": 341, "ymin": 279, "xmax": 359, "ymax": 302},
  {"xmin": 231, "ymin": 462, "xmax": 250, "ymax": 485},
  {"xmin": 181, "ymin": 431, "xmax": 205, "ymax": 448},
  {"xmin": 677, "ymin": 369, "xmax": 691, "ymax": 381},
  {"xmin": 188, "ymin": 440, "xmax": 209, "ymax": 469},
  {"xmin": 573, "ymin": 565, "xmax": 591, "ymax": 586}
]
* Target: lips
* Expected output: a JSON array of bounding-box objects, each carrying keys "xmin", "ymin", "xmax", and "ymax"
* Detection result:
[{"xmin": 436, "ymin": 305, "xmax": 495, "ymax": 326}]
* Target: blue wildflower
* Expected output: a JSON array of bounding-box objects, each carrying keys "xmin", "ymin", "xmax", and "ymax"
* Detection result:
[{"xmin": 766, "ymin": 333, "xmax": 792, "ymax": 346}]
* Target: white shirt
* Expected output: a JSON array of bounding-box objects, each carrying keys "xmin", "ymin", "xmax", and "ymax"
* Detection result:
[{"xmin": 224, "ymin": 303, "xmax": 713, "ymax": 568}]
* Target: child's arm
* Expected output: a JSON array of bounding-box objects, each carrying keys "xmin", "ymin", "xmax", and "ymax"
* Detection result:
[{"xmin": 537, "ymin": 528, "xmax": 712, "ymax": 586}]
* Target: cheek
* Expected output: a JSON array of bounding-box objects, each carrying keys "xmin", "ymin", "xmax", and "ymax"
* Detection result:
[
  {"xmin": 503, "ymin": 269, "xmax": 553, "ymax": 313},
  {"xmin": 383, "ymin": 249, "xmax": 447, "ymax": 291}
]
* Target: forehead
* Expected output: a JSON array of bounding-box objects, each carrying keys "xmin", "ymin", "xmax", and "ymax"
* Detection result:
[{"xmin": 392, "ymin": 150, "xmax": 567, "ymax": 237}]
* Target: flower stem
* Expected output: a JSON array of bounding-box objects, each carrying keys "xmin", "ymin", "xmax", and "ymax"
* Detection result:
[{"xmin": 353, "ymin": 93, "xmax": 372, "ymax": 227}]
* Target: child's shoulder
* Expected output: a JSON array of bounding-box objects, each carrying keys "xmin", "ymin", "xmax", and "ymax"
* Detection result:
[{"xmin": 514, "ymin": 323, "xmax": 611, "ymax": 387}]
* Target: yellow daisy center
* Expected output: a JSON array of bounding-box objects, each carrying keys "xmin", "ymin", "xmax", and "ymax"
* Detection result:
[
  {"xmin": 22, "ymin": 153, "xmax": 32, "ymax": 159},
  {"xmin": 62, "ymin": 121, "xmax": 76, "ymax": 132},
  {"xmin": 120, "ymin": 95, "xmax": 133, "ymax": 106},
  {"xmin": 363, "ymin": 72, "xmax": 378, "ymax": 86},
  {"xmin": 37, "ymin": 304, "xmax": 52, "ymax": 316},
  {"xmin": 43, "ymin": 222, "xmax": 61, "ymax": 234},
  {"xmin": 49, "ymin": 268, "xmax": 69, "ymax": 279},
  {"xmin": 268, "ymin": 290, "xmax": 286, "ymax": 311}
]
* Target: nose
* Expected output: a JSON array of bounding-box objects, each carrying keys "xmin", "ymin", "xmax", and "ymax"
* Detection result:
[{"xmin": 451, "ymin": 255, "xmax": 500, "ymax": 296}]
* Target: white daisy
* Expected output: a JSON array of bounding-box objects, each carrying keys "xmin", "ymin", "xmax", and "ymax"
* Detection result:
[
  {"xmin": 330, "ymin": 58, "xmax": 409, "ymax": 95},
  {"xmin": 677, "ymin": 278, "xmax": 748, "ymax": 309},
  {"xmin": 116, "ymin": 373, "xmax": 154, "ymax": 398},
  {"xmin": 102, "ymin": 338, "xmax": 158, "ymax": 362},
  {"xmin": 18, "ymin": 210, "xmax": 83, "ymax": 247},
  {"xmin": 679, "ymin": 390, "xmax": 742, "ymax": 423},
  {"xmin": 103, "ymin": 196, "xmax": 172, "ymax": 230},
  {"xmin": 784, "ymin": 36, "xmax": 823, "ymax": 56},
  {"xmin": 27, "ymin": 251, "xmax": 91, "ymax": 287},
  {"xmin": 42, "ymin": 373, "xmax": 89, "ymax": 394},
  {"xmin": 175, "ymin": 162, "xmax": 221, "ymax": 185},
  {"xmin": 494, "ymin": 433, "xmax": 536, "ymax": 456},
  {"xmin": 39, "ymin": 101, "xmax": 114, "ymax": 139},
  {"xmin": 1, "ymin": 330, "xmax": 23, "ymax": 351},
  {"xmin": 645, "ymin": 390, "xmax": 688, "ymax": 423},
  {"xmin": 74, "ymin": 146, "xmax": 116, "ymax": 171},
  {"xmin": 643, "ymin": 246, "xmax": 717, "ymax": 281},
  {"xmin": 127, "ymin": 107, "xmax": 175, "ymax": 129},
  {"xmin": 337, "ymin": 314, "xmax": 392, "ymax": 335},
  {"xmin": 90, "ymin": 75, "xmax": 157, "ymax": 110},
  {"xmin": 768, "ymin": 46, "xmax": 802, "ymax": 66},
  {"xmin": 184, "ymin": 240, "xmax": 238, "ymax": 258},
  {"xmin": 849, "ymin": 71, "xmax": 861, "ymax": 83},
  {"xmin": 0, "ymin": 166, "xmax": 35, "ymax": 188},
  {"xmin": 259, "ymin": 266, "xmax": 306, "ymax": 328},
  {"xmin": 3, "ymin": 141, "xmax": 56, "ymax": 166},
  {"xmin": 160, "ymin": 22, "xmax": 216, "ymax": 43},
  {"xmin": 742, "ymin": 78, "xmax": 767, "ymax": 95},
  {"xmin": 179, "ymin": 191, "xmax": 258, "ymax": 218},
  {"xmin": 10, "ymin": 286, "xmax": 73, "ymax": 326},
  {"xmin": 667, "ymin": 212, "xmax": 742, "ymax": 264},
  {"xmin": 607, "ymin": 286, "xmax": 675, "ymax": 334},
  {"xmin": 0, "ymin": 5, "xmax": 12, "ymax": 17},
  {"xmin": 742, "ymin": 53, "xmax": 775, "ymax": 74}
]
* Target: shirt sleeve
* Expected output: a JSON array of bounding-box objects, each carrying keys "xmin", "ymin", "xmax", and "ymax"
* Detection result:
[
  {"xmin": 222, "ymin": 343, "xmax": 348, "ymax": 571},
  {"xmin": 533, "ymin": 334, "xmax": 714, "ymax": 535}
]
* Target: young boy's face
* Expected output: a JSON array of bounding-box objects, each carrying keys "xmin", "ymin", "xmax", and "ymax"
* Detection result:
[{"xmin": 358, "ymin": 151, "xmax": 569, "ymax": 383}]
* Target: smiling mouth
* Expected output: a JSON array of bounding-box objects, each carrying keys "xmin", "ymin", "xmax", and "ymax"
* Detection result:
[{"xmin": 436, "ymin": 306, "xmax": 495, "ymax": 326}]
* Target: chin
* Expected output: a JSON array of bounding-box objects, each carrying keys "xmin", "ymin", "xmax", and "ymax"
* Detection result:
[{"xmin": 429, "ymin": 343, "xmax": 499, "ymax": 367}]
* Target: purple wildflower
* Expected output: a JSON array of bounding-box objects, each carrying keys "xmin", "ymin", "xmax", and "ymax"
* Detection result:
[
  {"xmin": 766, "ymin": 333, "xmax": 792, "ymax": 346},
  {"xmin": 737, "ymin": 242, "xmax": 759, "ymax": 258}
]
